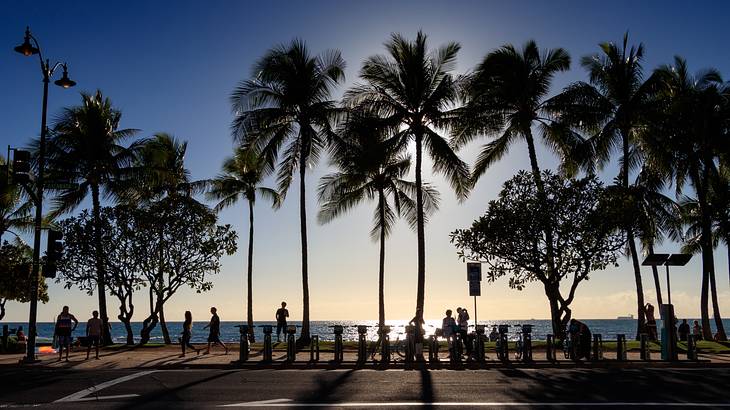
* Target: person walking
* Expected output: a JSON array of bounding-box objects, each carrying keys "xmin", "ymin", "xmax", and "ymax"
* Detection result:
[
  {"xmin": 85, "ymin": 311, "xmax": 102, "ymax": 360},
  {"xmin": 203, "ymin": 307, "xmax": 228, "ymax": 355},
  {"xmin": 180, "ymin": 311, "xmax": 200, "ymax": 357},
  {"xmin": 275, "ymin": 302, "xmax": 289, "ymax": 342},
  {"xmin": 693, "ymin": 320, "xmax": 703, "ymax": 341},
  {"xmin": 54, "ymin": 306, "xmax": 78, "ymax": 362}
]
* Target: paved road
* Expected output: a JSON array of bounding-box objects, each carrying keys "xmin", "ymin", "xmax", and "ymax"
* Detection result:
[{"xmin": 1, "ymin": 367, "xmax": 729, "ymax": 408}]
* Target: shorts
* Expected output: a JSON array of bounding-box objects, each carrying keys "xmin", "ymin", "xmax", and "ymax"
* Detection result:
[
  {"xmin": 276, "ymin": 323, "xmax": 286, "ymax": 335},
  {"xmin": 57, "ymin": 335, "xmax": 71, "ymax": 347},
  {"xmin": 87, "ymin": 336, "xmax": 100, "ymax": 346},
  {"xmin": 208, "ymin": 334, "xmax": 222, "ymax": 343}
]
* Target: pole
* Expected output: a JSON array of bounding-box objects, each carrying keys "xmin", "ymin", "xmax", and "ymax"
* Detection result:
[
  {"xmin": 25, "ymin": 61, "xmax": 49, "ymax": 363},
  {"xmin": 665, "ymin": 264, "xmax": 671, "ymax": 306},
  {"xmin": 473, "ymin": 295, "xmax": 477, "ymax": 328}
]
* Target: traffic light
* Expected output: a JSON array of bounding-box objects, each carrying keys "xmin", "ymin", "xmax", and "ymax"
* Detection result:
[
  {"xmin": 43, "ymin": 229, "xmax": 63, "ymax": 278},
  {"xmin": 12, "ymin": 149, "xmax": 31, "ymax": 183}
]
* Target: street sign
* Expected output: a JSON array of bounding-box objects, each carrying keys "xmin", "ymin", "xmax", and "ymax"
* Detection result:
[
  {"xmin": 469, "ymin": 280, "xmax": 481, "ymax": 296},
  {"xmin": 467, "ymin": 262, "xmax": 482, "ymax": 281}
]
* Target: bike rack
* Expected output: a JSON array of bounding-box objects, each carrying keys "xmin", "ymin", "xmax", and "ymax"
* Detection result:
[
  {"xmin": 261, "ymin": 325, "xmax": 273, "ymax": 363},
  {"xmin": 333, "ymin": 325, "xmax": 344, "ymax": 363},
  {"xmin": 404, "ymin": 325, "xmax": 415, "ymax": 363},
  {"xmin": 428, "ymin": 335, "xmax": 439, "ymax": 363},
  {"xmin": 546, "ymin": 334, "xmax": 556, "ymax": 362},
  {"xmin": 475, "ymin": 325, "xmax": 486, "ymax": 363},
  {"xmin": 310, "ymin": 335, "xmax": 320, "ymax": 362},
  {"xmin": 592, "ymin": 334, "xmax": 603, "ymax": 361},
  {"xmin": 616, "ymin": 334, "xmax": 627, "ymax": 361},
  {"xmin": 357, "ymin": 325, "xmax": 368, "ymax": 364},
  {"xmin": 451, "ymin": 333, "xmax": 463, "ymax": 365},
  {"xmin": 379, "ymin": 326, "xmax": 391, "ymax": 364},
  {"xmin": 687, "ymin": 334, "xmax": 698, "ymax": 361},
  {"xmin": 640, "ymin": 333, "xmax": 651, "ymax": 361},
  {"xmin": 235, "ymin": 325, "xmax": 249, "ymax": 362},
  {"xmin": 496, "ymin": 325, "xmax": 509, "ymax": 362},
  {"xmin": 286, "ymin": 325, "xmax": 297, "ymax": 362},
  {"xmin": 520, "ymin": 324, "xmax": 533, "ymax": 363}
]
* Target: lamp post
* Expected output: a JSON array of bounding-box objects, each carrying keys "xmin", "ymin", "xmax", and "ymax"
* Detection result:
[{"xmin": 14, "ymin": 26, "xmax": 75, "ymax": 363}]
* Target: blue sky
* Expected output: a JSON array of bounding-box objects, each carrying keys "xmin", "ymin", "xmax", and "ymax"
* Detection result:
[{"xmin": 2, "ymin": 0, "xmax": 730, "ymax": 323}]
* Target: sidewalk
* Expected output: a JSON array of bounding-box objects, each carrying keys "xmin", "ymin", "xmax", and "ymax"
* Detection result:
[{"xmin": 0, "ymin": 343, "xmax": 726, "ymax": 370}]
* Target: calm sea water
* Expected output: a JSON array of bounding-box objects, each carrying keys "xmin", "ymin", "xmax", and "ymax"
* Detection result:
[{"xmin": 3, "ymin": 319, "xmax": 728, "ymax": 343}]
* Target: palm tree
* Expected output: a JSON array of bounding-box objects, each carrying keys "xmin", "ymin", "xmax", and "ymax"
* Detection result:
[
  {"xmin": 318, "ymin": 113, "xmax": 439, "ymax": 335},
  {"xmin": 649, "ymin": 57, "xmax": 728, "ymax": 340},
  {"xmin": 343, "ymin": 31, "xmax": 470, "ymax": 337},
  {"xmin": 207, "ymin": 147, "xmax": 280, "ymax": 342},
  {"xmin": 44, "ymin": 90, "xmax": 141, "ymax": 345},
  {"xmin": 230, "ymin": 39, "xmax": 345, "ymax": 344},
  {"xmin": 455, "ymin": 40, "xmax": 574, "ymax": 336},
  {"xmin": 545, "ymin": 34, "xmax": 662, "ymax": 338}
]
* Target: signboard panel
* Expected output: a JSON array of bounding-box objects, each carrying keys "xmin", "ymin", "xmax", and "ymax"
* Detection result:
[
  {"xmin": 469, "ymin": 280, "xmax": 481, "ymax": 296},
  {"xmin": 467, "ymin": 262, "xmax": 482, "ymax": 281}
]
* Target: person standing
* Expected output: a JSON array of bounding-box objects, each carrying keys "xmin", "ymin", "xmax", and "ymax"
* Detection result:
[
  {"xmin": 693, "ymin": 320, "xmax": 703, "ymax": 341},
  {"xmin": 180, "ymin": 311, "xmax": 200, "ymax": 357},
  {"xmin": 85, "ymin": 311, "xmax": 102, "ymax": 360},
  {"xmin": 54, "ymin": 306, "xmax": 78, "ymax": 362},
  {"xmin": 203, "ymin": 307, "xmax": 228, "ymax": 355},
  {"xmin": 645, "ymin": 303, "xmax": 658, "ymax": 341},
  {"xmin": 457, "ymin": 307, "xmax": 471, "ymax": 357},
  {"xmin": 275, "ymin": 302, "xmax": 289, "ymax": 342},
  {"xmin": 678, "ymin": 319, "xmax": 690, "ymax": 342},
  {"xmin": 442, "ymin": 309, "xmax": 457, "ymax": 358}
]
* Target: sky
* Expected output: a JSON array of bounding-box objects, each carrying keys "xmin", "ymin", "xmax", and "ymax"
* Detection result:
[{"xmin": 2, "ymin": 0, "xmax": 730, "ymax": 324}]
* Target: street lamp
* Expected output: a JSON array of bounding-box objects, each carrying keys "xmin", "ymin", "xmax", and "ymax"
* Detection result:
[{"xmin": 14, "ymin": 25, "xmax": 76, "ymax": 363}]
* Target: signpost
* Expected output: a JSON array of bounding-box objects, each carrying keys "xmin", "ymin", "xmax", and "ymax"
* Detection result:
[{"xmin": 467, "ymin": 262, "xmax": 482, "ymax": 326}]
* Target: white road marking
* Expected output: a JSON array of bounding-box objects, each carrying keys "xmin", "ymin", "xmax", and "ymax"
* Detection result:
[
  {"xmin": 219, "ymin": 402, "xmax": 730, "ymax": 407},
  {"xmin": 63, "ymin": 394, "xmax": 141, "ymax": 402},
  {"xmin": 54, "ymin": 370, "xmax": 156, "ymax": 403}
]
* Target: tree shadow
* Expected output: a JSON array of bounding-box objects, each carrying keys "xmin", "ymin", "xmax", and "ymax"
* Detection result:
[
  {"xmin": 294, "ymin": 369, "xmax": 356, "ymax": 404},
  {"xmin": 419, "ymin": 367, "xmax": 434, "ymax": 406},
  {"xmin": 117, "ymin": 370, "xmax": 237, "ymax": 410}
]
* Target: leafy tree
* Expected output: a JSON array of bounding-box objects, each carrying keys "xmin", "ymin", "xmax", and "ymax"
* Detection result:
[
  {"xmin": 647, "ymin": 57, "xmax": 728, "ymax": 340},
  {"xmin": 451, "ymin": 171, "xmax": 624, "ymax": 337},
  {"xmin": 318, "ymin": 113, "xmax": 439, "ymax": 334},
  {"xmin": 128, "ymin": 133, "xmax": 206, "ymax": 343},
  {"xmin": 207, "ymin": 147, "xmax": 280, "ymax": 342},
  {"xmin": 344, "ymin": 31, "xmax": 470, "ymax": 335},
  {"xmin": 137, "ymin": 195, "xmax": 237, "ymax": 345},
  {"xmin": 0, "ymin": 239, "xmax": 49, "ymax": 321},
  {"xmin": 57, "ymin": 206, "xmax": 145, "ymax": 345},
  {"xmin": 44, "ymin": 90, "xmax": 142, "ymax": 344},
  {"xmin": 549, "ymin": 33, "xmax": 663, "ymax": 338},
  {"xmin": 231, "ymin": 39, "xmax": 345, "ymax": 345}
]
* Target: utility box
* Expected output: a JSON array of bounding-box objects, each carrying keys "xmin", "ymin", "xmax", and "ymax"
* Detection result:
[{"xmin": 660, "ymin": 304, "xmax": 678, "ymax": 361}]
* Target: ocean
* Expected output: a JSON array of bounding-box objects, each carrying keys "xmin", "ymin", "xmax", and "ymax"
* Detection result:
[{"xmin": 3, "ymin": 319, "xmax": 728, "ymax": 343}]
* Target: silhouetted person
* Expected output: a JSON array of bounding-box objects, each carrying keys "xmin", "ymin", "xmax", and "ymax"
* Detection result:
[
  {"xmin": 204, "ymin": 307, "xmax": 228, "ymax": 355},
  {"xmin": 645, "ymin": 303, "xmax": 658, "ymax": 341},
  {"xmin": 408, "ymin": 308, "xmax": 426, "ymax": 361},
  {"xmin": 678, "ymin": 319, "xmax": 690, "ymax": 342},
  {"xmin": 275, "ymin": 302, "xmax": 289, "ymax": 342},
  {"xmin": 457, "ymin": 307, "xmax": 471, "ymax": 356},
  {"xmin": 85, "ymin": 311, "xmax": 102, "ymax": 360},
  {"xmin": 693, "ymin": 320, "xmax": 703, "ymax": 341},
  {"xmin": 54, "ymin": 306, "xmax": 78, "ymax": 362},
  {"xmin": 16, "ymin": 326, "xmax": 26, "ymax": 341},
  {"xmin": 568, "ymin": 319, "xmax": 591, "ymax": 361},
  {"xmin": 442, "ymin": 309, "xmax": 457, "ymax": 357},
  {"xmin": 488, "ymin": 326, "xmax": 499, "ymax": 342},
  {"xmin": 180, "ymin": 311, "xmax": 200, "ymax": 357}
]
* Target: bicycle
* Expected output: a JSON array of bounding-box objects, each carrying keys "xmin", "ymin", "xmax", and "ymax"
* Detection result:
[
  {"xmin": 514, "ymin": 325, "xmax": 524, "ymax": 361},
  {"xmin": 562, "ymin": 328, "xmax": 580, "ymax": 360}
]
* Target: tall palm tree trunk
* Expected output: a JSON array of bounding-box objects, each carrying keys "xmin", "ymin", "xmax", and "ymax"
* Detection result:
[
  {"xmin": 91, "ymin": 185, "xmax": 113, "ymax": 345},
  {"xmin": 414, "ymin": 131, "xmax": 426, "ymax": 338},
  {"xmin": 298, "ymin": 152, "xmax": 311, "ymax": 346},
  {"xmin": 524, "ymin": 129, "xmax": 561, "ymax": 336},
  {"xmin": 648, "ymin": 244, "xmax": 663, "ymax": 306},
  {"xmin": 621, "ymin": 129, "xmax": 646, "ymax": 339},
  {"xmin": 377, "ymin": 188, "xmax": 386, "ymax": 331},
  {"xmin": 247, "ymin": 200, "xmax": 255, "ymax": 342}
]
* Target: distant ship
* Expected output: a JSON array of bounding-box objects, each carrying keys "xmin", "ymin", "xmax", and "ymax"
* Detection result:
[{"xmin": 617, "ymin": 314, "xmax": 634, "ymax": 320}]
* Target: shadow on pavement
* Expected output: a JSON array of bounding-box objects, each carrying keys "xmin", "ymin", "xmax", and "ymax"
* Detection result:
[
  {"xmin": 117, "ymin": 370, "xmax": 238, "ymax": 410},
  {"xmin": 294, "ymin": 369, "xmax": 356, "ymax": 403}
]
